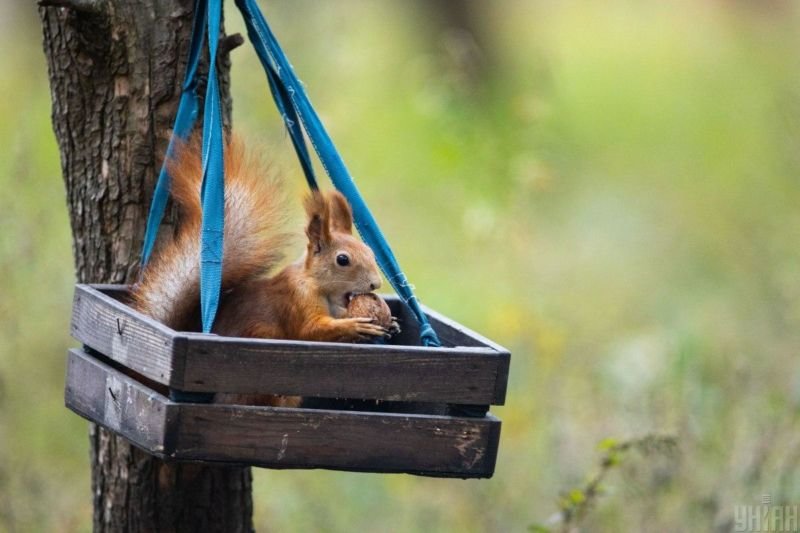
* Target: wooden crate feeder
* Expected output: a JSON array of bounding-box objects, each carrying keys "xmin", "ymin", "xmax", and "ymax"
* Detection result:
[{"xmin": 66, "ymin": 284, "xmax": 510, "ymax": 478}]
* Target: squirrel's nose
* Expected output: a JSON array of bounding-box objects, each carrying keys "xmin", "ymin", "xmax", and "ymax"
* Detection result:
[{"xmin": 369, "ymin": 278, "xmax": 382, "ymax": 291}]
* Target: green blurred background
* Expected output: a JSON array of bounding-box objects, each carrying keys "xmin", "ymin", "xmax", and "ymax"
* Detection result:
[{"xmin": 3, "ymin": 1, "xmax": 800, "ymax": 531}]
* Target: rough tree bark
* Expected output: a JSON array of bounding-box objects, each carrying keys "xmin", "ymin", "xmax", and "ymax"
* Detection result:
[{"xmin": 39, "ymin": 1, "xmax": 253, "ymax": 531}]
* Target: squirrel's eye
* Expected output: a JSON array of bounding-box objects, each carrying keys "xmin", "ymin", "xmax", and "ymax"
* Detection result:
[{"xmin": 336, "ymin": 254, "xmax": 350, "ymax": 267}]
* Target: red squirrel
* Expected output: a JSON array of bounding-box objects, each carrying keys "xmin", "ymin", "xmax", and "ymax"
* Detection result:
[{"xmin": 131, "ymin": 136, "xmax": 392, "ymax": 403}]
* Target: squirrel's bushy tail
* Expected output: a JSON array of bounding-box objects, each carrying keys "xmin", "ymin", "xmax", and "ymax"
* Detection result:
[{"xmin": 132, "ymin": 135, "xmax": 291, "ymax": 330}]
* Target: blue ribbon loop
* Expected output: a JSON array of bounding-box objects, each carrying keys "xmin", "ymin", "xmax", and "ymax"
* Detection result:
[{"xmin": 141, "ymin": 0, "xmax": 441, "ymax": 347}]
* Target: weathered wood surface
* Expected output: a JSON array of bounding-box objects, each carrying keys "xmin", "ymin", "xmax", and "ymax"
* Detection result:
[
  {"xmin": 175, "ymin": 402, "xmax": 501, "ymax": 477},
  {"xmin": 423, "ymin": 305, "xmax": 512, "ymax": 404},
  {"xmin": 71, "ymin": 283, "xmax": 183, "ymax": 387},
  {"xmin": 180, "ymin": 335, "xmax": 505, "ymax": 404},
  {"xmin": 67, "ymin": 348, "xmax": 171, "ymax": 453},
  {"xmin": 72, "ymin": 284, "xmax": 510, "ymax": 404},
  {"xmin": 66, "ymin": 348, "xmax": 502, "ymax": 478}
]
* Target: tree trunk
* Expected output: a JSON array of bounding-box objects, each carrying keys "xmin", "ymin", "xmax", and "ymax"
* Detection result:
[{"xmin": 39, "ymin": 1, "xmax": 252, "ymax": 531}]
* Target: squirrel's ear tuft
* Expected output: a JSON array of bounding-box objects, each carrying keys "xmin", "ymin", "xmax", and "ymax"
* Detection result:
[
  {"xmin": 304, "ymin": 191, "xmax": 331, "ymax": 252},
  {"xmin": 327, "ymin": 190, "xmax": 353, "ymax": 234}
]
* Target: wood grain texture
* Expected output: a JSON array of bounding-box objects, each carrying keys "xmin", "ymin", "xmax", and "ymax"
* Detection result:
[
  {"xmin": 422, "ymin": 304, "xmax": 512, "ymax": 404},
  {"xmin": 174, "ymin": 403, "xmax": 501, "ymax": 478},
  {"xmin": 71, "ymin": 284, "xmax": 183, "ymax": 386},
  {"xmin": 66, "ymin": 348, "xmax": 170, "ymax": 453},
  {"xmin": 179, "ymin": 334, "xmax": 505, "ymax": 404},
  {"xmin": 66, "ymin": 348, "xmax": 502, "ymax": 478},
  {"xmin": 75, "ymin": 285, "xmax": 510, "ymax": 404}
]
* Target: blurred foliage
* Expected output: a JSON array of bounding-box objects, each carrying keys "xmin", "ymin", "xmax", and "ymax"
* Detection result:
[
  {"xmin": 2, "ymin": 0, "xmax": 800, "ymax": 531},
  {"xmin": 530, "ymin": 434, "xmax": 679, "ymax": 532}
]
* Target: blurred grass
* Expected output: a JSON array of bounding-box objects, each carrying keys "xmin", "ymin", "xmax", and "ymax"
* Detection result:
[{"xmin": 3, "ymin": 0, "xmax": 800, "ymax": 531}]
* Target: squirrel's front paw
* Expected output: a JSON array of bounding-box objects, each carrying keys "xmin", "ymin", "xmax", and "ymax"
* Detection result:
[{"xmin": 338, "ymin": 317, "xmax": 387, "ymax": 341}]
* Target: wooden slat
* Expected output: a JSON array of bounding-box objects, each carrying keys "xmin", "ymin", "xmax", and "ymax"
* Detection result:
[
  {"xmin": 66, "ymin": 348, "xmax": 501, "ymax": 478},
  {"xmin": 178, "ymin": 334, "xmax": 507, "ymax": 404},
  {"xmin": 65, "ymin": 348, "xmax": 170, "ymax": 453},
  {"xmin": 421, "ymin": 306, "xmax": 511, "ymax": 405},
  {"xmin": 79, "ymin": 285, "xmax": 509, "ymax": 405},
  {"xmin": 71, "ymin": 284, "xmax": 184, "ymax": 388},
  {"xmin": 422, "ymin": 303, "xmax": 508, "ymax": 352},
  {"xmin": 173, "ymin": 403, "xmax": 500, "ymax": 478}
]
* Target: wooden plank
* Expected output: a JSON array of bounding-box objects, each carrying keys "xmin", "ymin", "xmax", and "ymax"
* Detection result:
[
  {"xmin": 65, "ymin": 348, "xmax": 170, "ymax": 453},
  {"xmin": 383, "ymin": 296, "xmax": 500, "ymax": 351},
  {"xmin": 65, "ymin": 348, "xmax": 502, "ymax": 478},
  {"xmin": 173, "ymin": 404, "xmax": 500, "ymax": 478},
  {"xmin": 418, "ymin": 301, "xmax": 508, "ymax": 353},
  {"xmin": 83, "ymin": 285, "xmax": 509, "ymax": 405},
  {"xmin": 70, "ymin": 284, "xmax": 184, "ymax": 388},
  {"xmin": 178, "ymin": 334, "xmax": 506, "ymax": 404},
  {"xmin": 421, "ymin": 306, "xmax": 511, "ymax": 405},
  {"xmin": 95, "ymin": 285, "xmax": 504, "ymax": 351}
]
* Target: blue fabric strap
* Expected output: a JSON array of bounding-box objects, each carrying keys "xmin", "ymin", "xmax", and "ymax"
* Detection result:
[
  {"xmin": 235, "ymin": 0, "xmax": 441, "ymax": 347},
  {"xmin": 142, "ymin": 0, "xmax": 225, "ymax": 333},
  {"xmin": 265, "ymin": 60, "xmax": 318, "ymax": 190},
  {"xmin": 198, "ymin": 0, "xmax": 225, "ymax": 333},
  {"xmin": 141, "ymin": 0, "xmax": 207, "ymax": 265},
  {"xmin": 239, "ymin": 0, "xmax": 316, "ymax": 189},
  {"xmin": 141, "ymin": 0, "xmax": 225, "ymax": 333},
  {"xmin": 140, "ymin": 0, "xmax": 226, "ymax": 332}
]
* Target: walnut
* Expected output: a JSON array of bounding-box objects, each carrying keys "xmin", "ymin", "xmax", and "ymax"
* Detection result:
[{"xmin": 346, "ymin": 293, "xmax": 394, "ymax": 330}]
